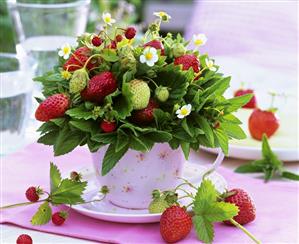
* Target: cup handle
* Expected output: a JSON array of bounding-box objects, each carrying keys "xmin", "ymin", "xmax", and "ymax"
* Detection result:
[{"xmin": 202, "ymin": 148, "xmax": 225, "ymax": 178}]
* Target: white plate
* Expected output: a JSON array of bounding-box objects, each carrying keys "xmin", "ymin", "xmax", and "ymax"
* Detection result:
[
  {"xmin": 71, "ymin": 163, "xmax": 227, "ymax": 223},
  {"xmin": 202, "ymin": 57, "xmax": 298, "ymax": 161}
]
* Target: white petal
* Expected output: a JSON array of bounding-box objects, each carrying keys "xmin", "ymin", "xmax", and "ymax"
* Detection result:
[
  {"xmin": 58, "ymin": 50, "xmax": 64, "ymax": 56},
  {"xmin": 186, "ymin": 104, "xmax": 192, "ymax": 109},
  {"xmin": 146, "ymin": 60, "xmax": 155, "ymax": 67},
  {"xmin": 140, "ymin": 55, "xmax": 146, "ymax": 63},
  {"xmin": 210, "ymin": 67, "xmax": 217, "ymax": 71},
  {"xmin": 177, "ymin": 114, "xmax": 185, "ymax": 119},
  {"xmin": 149, "ymin": 47, "xmax": 157, "ymax": 54},
  {"xmin": 152, "ymin": 54, "xmax": 158, "ymax": 63},
  {"xmin": 176, "ymin": 109, "xmax": 181, "ymax": 114},
  {"xmin": 63, "ymin": 54, "xmax": 69, "ymax": 59},
  {"xmin": 110, "ymin": 18, "xmax": 116, "ymax": 24}
]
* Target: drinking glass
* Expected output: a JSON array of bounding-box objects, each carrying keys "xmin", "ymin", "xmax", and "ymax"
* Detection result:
[
  {"xmin": 8, "ymin": 0, "xmax": 91, "ymax": 75},
  {"xmin": 0, "ymin": 53, "xmax": 34, "ymax": 154}
]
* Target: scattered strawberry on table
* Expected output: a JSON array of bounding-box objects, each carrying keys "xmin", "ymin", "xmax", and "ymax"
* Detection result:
[
  {"xmin": 149, "ymin": 179, "xmax": 260, "ymax": 243},
  {"xmin": 234, "ymin": 88, "xmax": 257, "ymax": 109},
  {"xmin": 223, "ymin": 189, "xmax": 256, "ymax": 225},
  {"xmin": 52, "ymin": 211, "xmax": 68, "ymax": 226},
  {"xmin": 16, "ymin": 234, "xmax": 33, "ymax": 244},
  {"xmin": 235, "ymin": 134, "xmax": 299, "ymax": 182}
]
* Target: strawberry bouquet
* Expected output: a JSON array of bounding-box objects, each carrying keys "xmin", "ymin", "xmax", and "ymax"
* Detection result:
[{"xmin": 34, "ymin": 11, "xmax": 252, "ymax": 175}]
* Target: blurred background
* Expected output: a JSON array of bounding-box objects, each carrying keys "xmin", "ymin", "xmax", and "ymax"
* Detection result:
[{"xmin": 0, "ymin": 0, "xmax": 298, "ymax": 155}]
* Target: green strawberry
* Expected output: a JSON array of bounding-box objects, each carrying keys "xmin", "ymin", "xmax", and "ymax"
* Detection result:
[
  {"xmin": 69, "ymin": 68, "xmax": 89, "ymax": 93},
  {"xmin": 148, "ymin": 198, "xmax": 169, "ymax": 213},
  {"xmin": 172, "ymin": 43, "xmax": 186, "ymax": 58},
  {"xmin": 128, "ymin": 79, "xmax": 150, "ymax": 110},
  {"xmin": 155, "ymin": 86, "xmax": 169, "ymax": 102}
]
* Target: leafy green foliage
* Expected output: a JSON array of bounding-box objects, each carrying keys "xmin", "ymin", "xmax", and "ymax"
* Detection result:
[
  {"xmin": 31, "ymin": 201, "xmax": 52, "ymax": 225},
  {"xmin": 193, "ymin": 179, "xmax": 239, "ymax": 243},
  {"xmin": 50, "ymin": 162, "xmax": 62, "ymax": 192},
  {"xmin": 235, "ymin": 135, "xmax": 299, "ymax": 182}
]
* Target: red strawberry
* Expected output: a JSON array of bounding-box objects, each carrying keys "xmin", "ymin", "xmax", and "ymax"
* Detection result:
[
  {"xmin": 115, "ymin": 34, "xmax": 123, "ymax": 43},
  {"xmin": 52, "ymin": 211, "xmax": 68, "ymax": 226},
  {"xmin": 100, "ymin": 120, "xmax": 117, "ymax": 133},
  {"xmin": 35, "ymin": 94, "xmax": 70, "ymax": 122},
  {"xmin": 16, "ymin": 234, "xmax": 33, "ymax": 244},
  {"xmin": 108, "ymin": 40, "xmax": 117, "ymax": 49},
  {"xmin": 63, "ymin": 47, "xmax": 96, "ymax": 72},
  {"xmin": 174, "ymin": 54, "xmax": 199, "ymax": 73},
  {"xmin": 160, "ymin": 206, "xmax": 192, "ymax": 243},
  {"xmin": 144, "ymin": 40, "xmax": 165, "ymax": 55},
  {"xmin": 70, "ymin": 171, "xmax": 82, "ymax": 181},
  {"xmin": 248, "ymin": 108, "xmax": 279, "ymax": 140},
  {"xmin": 224, "ymin": 189, "xmax": 256, "ymax": 225},
  {"xmin": 92, "ymin": 36, "xmax": 103, "ymax": 47},
  {"xmin": 125, "ymin": 27, "xmax": 136, "ymax": 39},
  {"xmin": 25, "ymin": 186, "xmax": 42, "ymax": 202},
  {"xmin": 131, "ymin": 99, "xmax": 159, "ymax": 125},
  {"xmin": 234, "ymin": 89, "xmax": 257, "ymax": 108},
  {"xmin": 80, "ymin": 71, "xmax": 117, "ymax": 103}
]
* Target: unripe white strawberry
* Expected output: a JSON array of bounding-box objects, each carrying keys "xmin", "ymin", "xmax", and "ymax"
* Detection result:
[
  {"xmin": 155, "ymin": 86, "xmax": 169, "ymax": 102},
  {"xmin": 69, "ymin": 68, "xmax": 89, "ymax": 93},
  {"xmin": 128, "ymin": 79, "xmax": 150, "ymax": 110}
]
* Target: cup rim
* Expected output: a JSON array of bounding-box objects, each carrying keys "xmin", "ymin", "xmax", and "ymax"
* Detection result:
[{"xmin": 9, "ymin": 0, "xmax": 91, "ymax": 9}]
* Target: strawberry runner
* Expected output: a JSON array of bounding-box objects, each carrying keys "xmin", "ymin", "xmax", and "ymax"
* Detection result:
[{"xmin": 1, "ymin": 143, "xmax": 298, "ymax": 243}]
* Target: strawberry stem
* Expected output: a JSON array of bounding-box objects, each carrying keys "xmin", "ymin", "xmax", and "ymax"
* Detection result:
[
  {"xmin": 0, "ymin": 199, "xmax": 46, "ymax": 209},
  {"xmin": 83, "ymin": 54, "xmax": 102, "ymax": 69},
  {"xmin": 229, "ymin": 218, "xmax": 261, "ymax": 244}
]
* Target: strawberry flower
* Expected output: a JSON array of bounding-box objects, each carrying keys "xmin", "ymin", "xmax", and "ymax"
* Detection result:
[
  {"xmin": 102, "ymin": 12, "xmax": 116, "ymax": 26},
  {"xmin": 205, "ymin": 58, "xmax": 216, "ymax": 71},
  {"xmin": 176, "ymin": 104, "xmax": 192, "ymax": 119},
  {"xmin": 192, "ymin": 34, "xmax": 207, "ymax": 47},
  {"xmin": 154, "ymin": 11, "xmax": 171, "ymax": 22},
  {"xmin": 140, "ymin": 47, "xmax": 158, "ymax": 67},
  {"xmin": 58, "ymin": 43, "xmax": 71, "ymax": 59},
  {"xmin": 60, "ymin": 70, "xmax": 72, "ymax": 80}
]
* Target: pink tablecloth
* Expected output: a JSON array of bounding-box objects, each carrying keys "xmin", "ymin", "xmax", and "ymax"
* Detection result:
[{"xmin": 1, "ymin": 143, "xmax": 298, "ymax": 243}]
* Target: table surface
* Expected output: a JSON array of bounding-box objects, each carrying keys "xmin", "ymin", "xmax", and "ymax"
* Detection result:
[{"xmin": 1, "ymin": 147, "xmax": 298, "ymax": 243}]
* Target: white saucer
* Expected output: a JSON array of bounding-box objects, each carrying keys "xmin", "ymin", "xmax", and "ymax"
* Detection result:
[{"xmin": 71, "ymin": 163, "xmax": 227, "ymax": 223}]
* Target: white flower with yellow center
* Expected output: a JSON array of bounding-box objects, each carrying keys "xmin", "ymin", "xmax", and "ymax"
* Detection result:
[
  {"xmin": 205, "ymin": 58, "xmax": 216, "ymax": 71},
  {"xmin": 153, "ymin": 11, "xmax": 171, "ymax": 22},
  {"xmin": 193, "ymin": 34, "xmax": 207, "ymax": 47},
  {"xmin": 140, "ymin": 47, "xmax": 158, "ymax": 67},
  {"xmin": 176, "ymin": 104, "xmax": 192, "ymax": 119},
  {"xmin": 58, "ymin": 43, "xmax": 71, "ymax": 59},
  {"xmin": 102, "ymin": 12, "xmax": 116, "ymax": 26}
]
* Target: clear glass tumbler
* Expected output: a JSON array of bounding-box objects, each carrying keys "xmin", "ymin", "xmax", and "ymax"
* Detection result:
[
  {"xmin": 0, "ymin": 53, "xmax": 34, "ymax": 155},
  {"xmin": 8, "ymin": 0, "xmax": 91, "ymax": 75}
]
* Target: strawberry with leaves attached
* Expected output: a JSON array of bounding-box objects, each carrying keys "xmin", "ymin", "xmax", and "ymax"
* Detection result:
[
  {"xmin": 235, "ymin": 134, "xmax": 299, "ymax": 182},
  {"xmin": 234, "ymin": 88, "xmax": 257, "ymax": 108}
]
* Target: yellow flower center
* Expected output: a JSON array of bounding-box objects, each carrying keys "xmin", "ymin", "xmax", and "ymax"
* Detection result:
[
  {"xmin": 181, "ymin": 108, "xmax": 189, "ymax": 116},
  {"xmin": 63, "ymin": 46, "xmax": 70, "ymax": 54},
  {"xmin": 145, "ymin": 52, "xmax": 153, "ymax": 60},
  {"xmin": 194, "ymin": 39, "xmax": 203, "ymax": 46},
  {"xmin": 104, "ymin": 16, "xmax": 111, "ymax": 23}
]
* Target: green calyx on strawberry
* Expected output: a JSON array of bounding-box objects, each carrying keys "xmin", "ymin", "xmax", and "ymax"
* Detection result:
[
  {"xmin": 148, "ymin": 189, "xmax": 178, "ymax": 214},
  {"xmin": 35, "ymin": 94, "xmax": 70, "ymax": 122},
  {"xmin": 174, "ymin": 54, "xmax": 200, "ymax": 73},
  {"xmin": 144, "ymin": 40, "xmax": 165, "ymax": 55},
  {"xmin": 69, "ymin": 68, "xmax": 89, "ymax": 93},
  {"xmin": 63, "ymin": 47, "xmax": 96, "ymax": 72},
  {"xmin": 155, "ymin": 86, "xmax": 169, "ymax": 102},
  {"xmin": 172, "ymin": 43, "xmax": 186, "ymax": 58},
  {"xmin": 81, "ymin": 71, "xmax": 117, "ymax": 103},
  {"xmin": 131, "ymin": 99, "xmax": 158, "ymax": 125},
  {"xmin": 128, "ymin": 79, "xmax": 150, "ymax": 110}
]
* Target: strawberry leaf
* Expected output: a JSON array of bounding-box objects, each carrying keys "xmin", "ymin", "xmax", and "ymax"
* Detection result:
[
  {"xmin": 281, "ymin": 171, "xmax": 299, "ymax": 181},
  {"xmin": 102, "ymin": 143, "xmax": 129, "ymax": 176},
  {"xmin": 31, "ymin": 201, "xmax": 52, "ymax": 226},
  {"xmin": 195, "ymin": 179, "xmax": 218, "ymax": 203},
  {"xmin": 50, "ymin": 162, "xmax": 62, "ymax": 192},
  {"xmin": 193, "ymin": 215, "xmax": 214, "ymax": 243},
  {"xmin": 51, "ymin": 179, "xmax": 87, "ymax": 205}
]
